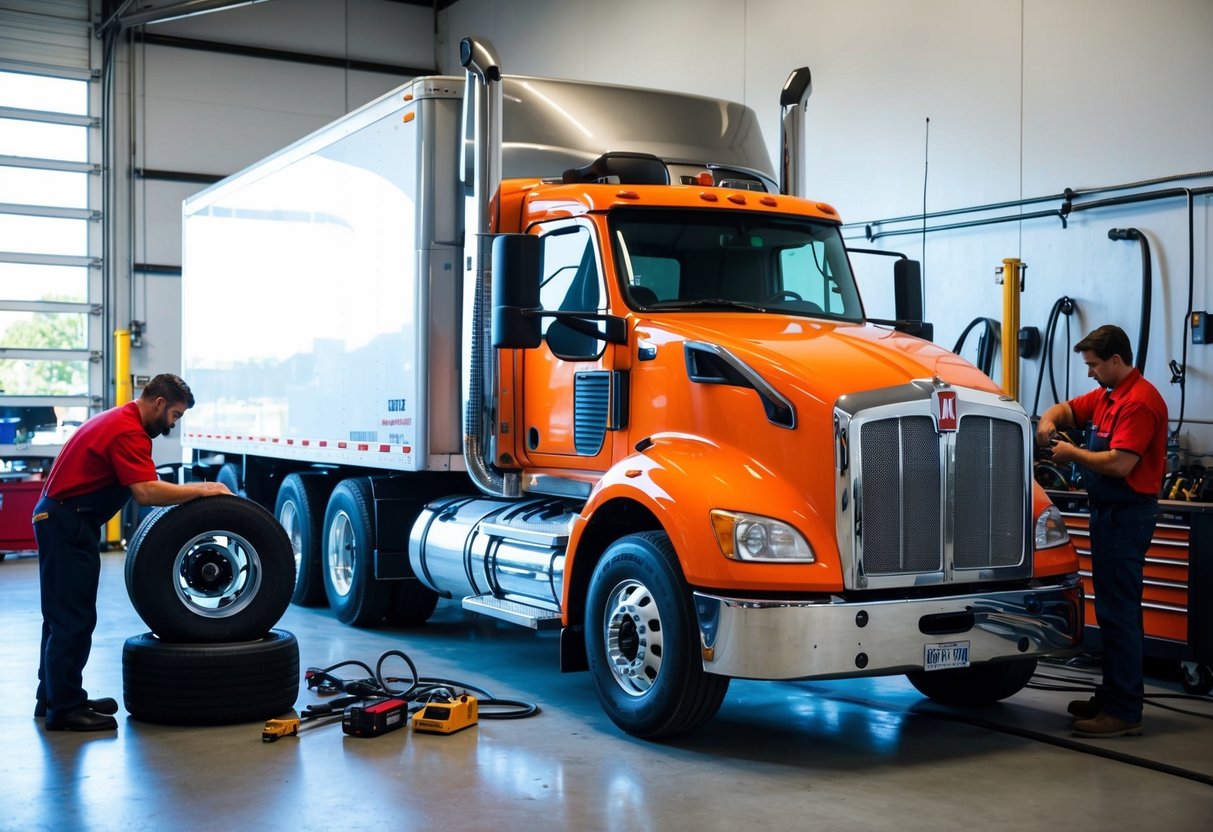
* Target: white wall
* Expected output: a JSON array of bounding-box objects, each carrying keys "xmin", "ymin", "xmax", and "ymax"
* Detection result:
[
  {"xmin": 441, "ymin": 0, "xmax": 1213, "ymax": 460},
  {"xmin": 123, "ymin": 0, "xmax": 1213, "ymax": 462}
]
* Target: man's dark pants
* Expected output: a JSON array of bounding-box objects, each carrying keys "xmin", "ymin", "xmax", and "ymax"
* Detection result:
[
  {"xmin": 33, "ymin": 495, "xmax": 102, "ymax": 723},
  {"xmin": 1088, "ymin": 500, "xmax": 1156, "ymax": 724}
]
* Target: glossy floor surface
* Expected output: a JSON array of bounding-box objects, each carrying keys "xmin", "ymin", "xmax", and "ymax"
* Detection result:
[{"xmin": 1, "ymin": 551, "xmax": 1210, "ymax": 831}]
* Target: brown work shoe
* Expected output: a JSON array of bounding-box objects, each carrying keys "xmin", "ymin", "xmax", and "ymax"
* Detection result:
[
  {"xmin": 1067, "ymin": 697, "xmax": 1101, "ymax": 720},
  {"xmin": 1071, "ymin": 713, "xmax": 1142, "ymax": 738}
]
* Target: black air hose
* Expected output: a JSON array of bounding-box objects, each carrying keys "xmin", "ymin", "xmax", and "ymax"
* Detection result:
[
  {"xmin": 1030, "ymin": 296, "xmax": 1077, "ymax": 418},
  {"xmin": 1108, "ymin": 228, "xmax": 1151, "ymax": 373},
  {"xmin": 952, "ymin": 317, "xmax": 1000, "ymax": 377}
]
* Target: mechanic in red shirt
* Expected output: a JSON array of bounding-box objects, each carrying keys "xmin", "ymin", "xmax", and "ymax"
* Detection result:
[
  {"xmin": 32, "ymin": 373, "xmax": 230, "ymax": 731},
  {"xmin": 1036, "ymin": 325, "xmax": 1169, "ymax": 738}
]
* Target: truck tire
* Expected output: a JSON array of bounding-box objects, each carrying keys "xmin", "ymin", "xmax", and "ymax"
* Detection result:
[
  {"xmin": 125, "ymin": 495, "xmax": 295, "ymax": 642},
  {"xmin": 905, "ymin": 657, "xmax": 1038, "ymax": 705},
  {"xmin": 584, "ymin": 532, "xmax": 729, "ymax": 738},
  {"xmin": 275, "ymin": 473, "xmax": 330, "ymax": 607},
  {"xmin": 386, "ymin": 579, "xmax": 440, "ymax": 627},
  {"xmin": 216, "ymin": 462, "xmax": 244, "ymax": 497},
  {"xmin": 123, "ymin": 630, "xmax": 299, "ymax": 725},
  {"xmin": 322, "ymin": 477, "xmax": 392, "ymax": 627}
]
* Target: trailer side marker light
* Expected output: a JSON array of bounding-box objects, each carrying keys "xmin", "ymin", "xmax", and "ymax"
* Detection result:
[{"xmin": 402, "ymin": 112, "xmax": 415, "ymax": 123}]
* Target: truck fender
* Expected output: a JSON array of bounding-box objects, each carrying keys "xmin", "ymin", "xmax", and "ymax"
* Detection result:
[{"xmin": 570, "ymin": 432, "xmax": 841, "ymax": 599}]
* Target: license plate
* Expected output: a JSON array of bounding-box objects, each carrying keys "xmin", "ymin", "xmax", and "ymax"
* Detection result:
[{"xmin": 924, "ymin": 641, "xmax": 970, "ymax": 671}]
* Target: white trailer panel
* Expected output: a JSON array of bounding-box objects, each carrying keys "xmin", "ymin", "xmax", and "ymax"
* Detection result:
[{"xmin": 182, "ymin": 79, "xmax": 465, "ymax": 472}]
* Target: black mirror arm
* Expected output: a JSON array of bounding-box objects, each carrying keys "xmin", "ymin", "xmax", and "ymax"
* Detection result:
[{"xmin": 522, "ymin": 309, "xmax": 628, "ymax": 345}]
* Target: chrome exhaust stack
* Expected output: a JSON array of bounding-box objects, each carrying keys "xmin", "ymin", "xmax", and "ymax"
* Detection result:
[
  {"xmin": 779, "ymin": 67, "xmax": 812, "ymax": 197},
  {"xmin": 459, "ymin": 36, "xmax": 518, "ymax": 498}
]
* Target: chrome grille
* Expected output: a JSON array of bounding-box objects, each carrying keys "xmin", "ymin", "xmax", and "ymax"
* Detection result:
[
  {"xmin": 954, "ymin": 416, "xmax": 1025, "ymax": 568},
  {"xmin": 859, "ymin": 416, "xmax": 942, "ymax": 575}
]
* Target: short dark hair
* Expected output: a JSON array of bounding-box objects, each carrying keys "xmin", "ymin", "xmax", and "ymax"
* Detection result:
[
  {"xmin": 1074, "ymin": 324, "xmax": 1133, "ymax": 366},
  {"xmin": 141, "ymin": 373, "xmax": 195, "ymax": 408}
]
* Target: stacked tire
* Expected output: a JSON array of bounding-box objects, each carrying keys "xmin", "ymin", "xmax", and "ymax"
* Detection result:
[{"xmin": 122, "ymin": 495, "xmax": 299, "ymax": 725}]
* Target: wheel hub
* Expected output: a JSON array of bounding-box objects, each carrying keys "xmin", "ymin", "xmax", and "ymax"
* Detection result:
[{"xmin": 182, "ymin": 545, "xmax": 235, "ymax": 593}]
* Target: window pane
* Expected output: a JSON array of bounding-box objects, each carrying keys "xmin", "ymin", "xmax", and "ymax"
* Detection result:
[
  {"xmin": 0, "ymin": 72, "xmax": 88, "ymax": 115},
  {"xmin": 0, "ymin": 359, "xmax": 89, "ymax": 396},
  {"xmin": 0, "ymin": 263, "xmax": 88, "ymax": 302},
  {"xmin": 0, "ymin": 310, "xmax": 87, "ymax": 349},
  {"xmin": 0, "ymin": 119, "xmax": 88, "ymax": 161},
  {"xmin": 0, "ymin": 166, "xmax": 88, "ymax": 208},
  {"xmin": 0, "ymin": 216, "xmax": 88, "ymax": 256}
]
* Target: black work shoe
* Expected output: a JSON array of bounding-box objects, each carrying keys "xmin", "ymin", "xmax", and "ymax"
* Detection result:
[
  {"xmin": 1066, "ymin": 697, "xmax": 1101, "ymax": 720},
  {"xmin": 35, "ymin": 697, "xmax": 119, "ymax": 719},
  {"xmin": 45, "ymin": 707, "xmax": 118, "ymax": 732}
]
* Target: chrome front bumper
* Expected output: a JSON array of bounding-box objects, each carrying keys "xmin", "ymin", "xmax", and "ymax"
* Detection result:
[{"xmin": 693, "ymin": 576, "xmax": 1083, "ymax": 680}]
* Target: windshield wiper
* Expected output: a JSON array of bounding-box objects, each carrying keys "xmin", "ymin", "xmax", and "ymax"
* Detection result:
[{"xmin": 645, "ymin": 298, "xmax": 768, "ymax": 313}]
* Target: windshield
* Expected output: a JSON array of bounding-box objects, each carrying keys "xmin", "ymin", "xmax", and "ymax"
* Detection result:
[{"xmin": 611, "ymin": 209, "xmax": 863, "ymax": 321}]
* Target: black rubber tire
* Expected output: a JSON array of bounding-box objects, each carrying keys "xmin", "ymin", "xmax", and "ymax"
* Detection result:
[
  {"xmin": 123, "ymin": 630, "xmax": 299, "ymax": 725},
  {"xmin": 125, "ymin": 495, "xmax": 295, "ymax": 642},
  {"xmin": 216, "ymin": 462, "xmax": 244, "ymax": 497},
  {"xmin": 321, "ymin": 477, "xmax": 392, "ymax": 627},
  {"xmin": 386, "ymin": 579, "xmax": 440, "ymax": 627},
  {"xmin": 275, "ymin": 473, "xmax": 331, "ymax": 607},
  {"xmin": 1180, "ymin": 663, "xmax": 1213, "ymax": 696},
  {"xmin": 905, "ymin": 657, "xmax": 1038, "ymax": 705},
  {"xmin": 584, "ymin": 532, "xmax": 729, "ymax": 738}
]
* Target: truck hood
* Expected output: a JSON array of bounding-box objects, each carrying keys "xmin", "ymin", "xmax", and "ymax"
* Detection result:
[{"xmin": 646, "ymin": 314, "xmax": 1003, "ymax": 403}]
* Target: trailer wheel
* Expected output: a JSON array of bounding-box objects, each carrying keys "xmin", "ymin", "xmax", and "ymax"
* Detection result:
[
  {"xmin": 123, "ymin": 630, "xmax": 299, "ymax": 725},
  {"xmin": 905, "ymin": 657, "xmax": 1038, "ymax": 705},
  {"xmin": 322, "ymin": 477, "xmax": 392, "ymax": 627},
  {"xmin": 125, "ymin": 496, "xmax": 295, "ymax": 642},
  {"xmin": 276, "ymin": 473, "xmax": 331, "ymax": 607},
  {"xmin": 584, "ymin": 532, "xmax": 729, "ymax": 738},
  {"xmin": 216, "ymin": 462, "xmax": 245, "ymax": 497},
  {"xmin": 386, "ymin": 579, "xmax": 440, "ymax": 627}
]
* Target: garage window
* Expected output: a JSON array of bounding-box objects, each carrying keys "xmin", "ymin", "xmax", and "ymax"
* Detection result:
[{"xmin": 0, "ymin": 67, "xmax": 95, "ymax": 444}]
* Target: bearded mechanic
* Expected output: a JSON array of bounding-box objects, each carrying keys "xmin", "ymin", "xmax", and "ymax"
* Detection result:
[{"xmin": 32, "ymin": 373, "xmax": 231, "ymax": 732}]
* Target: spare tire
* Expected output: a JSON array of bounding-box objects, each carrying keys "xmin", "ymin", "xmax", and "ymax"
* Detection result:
[
  {"xmin": 123, "ymin": 630, "xmax": 299, "ymax": 725},
  {"xmin": 125, "ymin": 495, "xmax": 294, "ymax": 642}
]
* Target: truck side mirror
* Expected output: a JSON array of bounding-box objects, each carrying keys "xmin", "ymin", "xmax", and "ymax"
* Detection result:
[
  {"xmin": 492, "ymin": 233, "xmax": 542, "ymax": 349},
  {"xmin": 893, "ymin": 259, "xmax": 933, "ymax": 340}
]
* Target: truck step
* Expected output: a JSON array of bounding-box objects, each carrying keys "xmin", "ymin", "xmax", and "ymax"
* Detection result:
[{"xmin": 462, "ymin": 595, "xmax": 562, "ymax": 630}]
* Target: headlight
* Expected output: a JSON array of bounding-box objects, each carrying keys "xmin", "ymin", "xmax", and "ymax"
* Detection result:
[
  {"xmin": 710, "ymin": 510, "xmax": 814, "ymax": 562},
  {"xmin": 1034, "ymin": 505, "xmax": 1070, "ymax": 549}
]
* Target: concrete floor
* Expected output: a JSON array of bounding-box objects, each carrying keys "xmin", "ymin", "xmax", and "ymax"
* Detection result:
[{"xmin": 1, "ymin": 550, "xmax": 1210, "ymax": 832}]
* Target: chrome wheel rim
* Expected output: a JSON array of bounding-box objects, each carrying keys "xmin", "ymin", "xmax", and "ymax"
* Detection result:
[
  {"xmin": 172, "ymin": 529, "xmax": 261, "ymax": 618},
  {"xmin": 603, "ymin": 578, "xmax": 664, "ymax": 696},
  {"xmin": 326, "ymin": 509, "xmax": 356, "ymax": 597}
]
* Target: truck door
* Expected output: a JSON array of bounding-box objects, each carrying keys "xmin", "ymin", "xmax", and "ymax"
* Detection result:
[{"xmin": 520, "ymin": 220, "xmax": 616, "ymax": 468}]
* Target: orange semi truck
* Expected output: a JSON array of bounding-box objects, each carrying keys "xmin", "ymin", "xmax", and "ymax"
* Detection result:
[{"xmin": 172, "ymin": 38, "xmax": 1082, "ymax": 737}]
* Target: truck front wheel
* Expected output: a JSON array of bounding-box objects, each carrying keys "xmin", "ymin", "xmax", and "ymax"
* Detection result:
[
  {"xmin": 584, "ymin": 532, "xmax": 729, "ymax": 738},
  {"xmin": 905, "ymin": 657, "xmax": 1038, "ymax": 705}
]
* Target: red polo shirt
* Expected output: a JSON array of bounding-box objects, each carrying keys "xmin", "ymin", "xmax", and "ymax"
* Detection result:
[
  {"xmin": 1068, "ymin": 368, "xmax": 1169, "ymax": 497},
  {"xmin": 44, "ymin": 401, "xmax": 158, "ymax": 501}
]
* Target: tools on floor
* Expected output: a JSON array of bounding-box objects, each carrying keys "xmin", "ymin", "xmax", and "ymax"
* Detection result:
[{"xmin": 261, "ymin": 647, "xmax": 536, "ymax": 742}]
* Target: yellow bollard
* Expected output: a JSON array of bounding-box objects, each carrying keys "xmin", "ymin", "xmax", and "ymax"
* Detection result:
[
  {"xmin": 999, "ymin": 259, "xmax": 1023, "ymax": 400},
  {"xmin": 104, "ymin": 329, "xmax": 132, "ymax": 547}
]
